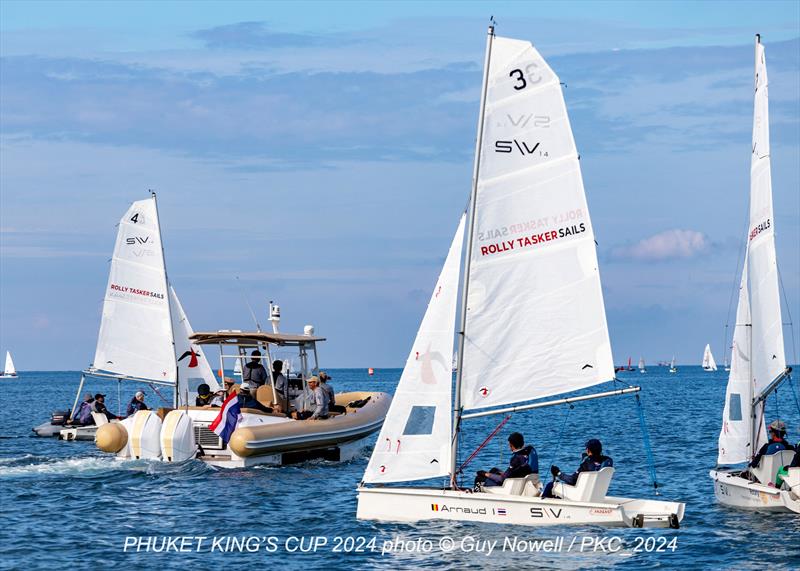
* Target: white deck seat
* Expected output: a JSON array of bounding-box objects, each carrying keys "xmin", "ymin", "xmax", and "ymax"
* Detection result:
[
  {"xmin": 751, "ymin": 450, "xmax": 796, "ymax": 486},
  {"xmin": 91, "ymin": 412, "xmax": 109, "ymax": 426},
  {"xmin": 485, "ymin": 473, "xmax": 541, "ymax": 496},
  {"xmin": 553, "ymin": 467, "xmax": 614, "ymax": 502}
]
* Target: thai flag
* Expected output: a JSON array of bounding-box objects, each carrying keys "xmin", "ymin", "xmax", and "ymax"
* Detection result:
[{"xmin": 209, "ymin": 392, "xmax": 241, "ymax": 445}]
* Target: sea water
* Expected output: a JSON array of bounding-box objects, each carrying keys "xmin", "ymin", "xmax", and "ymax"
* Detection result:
[{"xmin": 1, "ymin": 367, "xmax": 798, "ymax": 569}]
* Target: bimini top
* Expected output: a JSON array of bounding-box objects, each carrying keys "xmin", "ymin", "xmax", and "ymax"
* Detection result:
[{"xmin": 190, "ymin": 330, "xmax": 326, "ymax": 346}]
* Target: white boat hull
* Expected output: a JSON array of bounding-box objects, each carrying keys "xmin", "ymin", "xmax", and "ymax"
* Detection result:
[
  {"xmin": 357, "ymin": 487, "xmax": 684, "ymax": 528},
  {"xmin": 709, "ymin": 468, "xmax": 800, "ymax": 513}
]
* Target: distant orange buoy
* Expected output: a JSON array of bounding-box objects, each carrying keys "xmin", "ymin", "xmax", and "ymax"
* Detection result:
[{"xmin": 368, "ymin": 368, "xmax": 374, "ymax": 376}]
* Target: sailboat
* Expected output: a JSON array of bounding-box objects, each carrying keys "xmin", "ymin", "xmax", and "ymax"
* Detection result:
[
  {"xmin": 638, "ymin": 357, "xmax": 647, "ymax": 374},
  {"xmin": 669, "ymin": 356, "xmax": 677, "ymax": 374},
  {"xmin": 702, "ymin": 344, "xmax": 718, "ymax": 371},
  {"xmin": 33, "ymin": 194, "xmax": 221, "ymax": 439},
  {"xmin": 709, "ymin": 36, "xmax": 798, "ymax": 513},
  {"xmin": 1, "ymin": 351, "xmax": 17, "ymax": 378},
  {"xmin": 356, "ymin": 26, "xmax": 684, "ymax": 528},
  {"xmin": 233, "ymin": 357, "xmax": 243, "ymax": 378}
]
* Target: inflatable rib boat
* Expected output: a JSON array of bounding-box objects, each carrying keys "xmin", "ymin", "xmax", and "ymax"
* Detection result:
[{"xmin": 97, "ymin": 390, "xmax": 391, "ymax": 467}]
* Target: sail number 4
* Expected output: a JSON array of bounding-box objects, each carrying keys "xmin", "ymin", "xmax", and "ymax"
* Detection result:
[{"xmin": 509, "ymin": 64, "xmax": 543, "ymax": 91}]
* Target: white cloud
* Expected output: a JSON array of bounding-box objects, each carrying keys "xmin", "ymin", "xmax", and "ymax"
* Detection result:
[{"xmin": 609, "ymin": 229, "xmax": 711, "ymax": 262}]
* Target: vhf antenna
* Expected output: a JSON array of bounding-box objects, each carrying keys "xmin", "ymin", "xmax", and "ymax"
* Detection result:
[{"xmin": 235, "ymin": 276, "xmax": 262, "ymax": 331}]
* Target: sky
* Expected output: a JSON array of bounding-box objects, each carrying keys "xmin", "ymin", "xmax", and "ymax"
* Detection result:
[{"xmin": 1, "ymin": 0, "xmax": 799, "ymax": 370}]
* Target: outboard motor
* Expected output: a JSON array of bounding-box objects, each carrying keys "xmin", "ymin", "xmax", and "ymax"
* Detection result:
[{"xmin": 51, "ymin": 409, "xmax": 71, "ymax": 425}]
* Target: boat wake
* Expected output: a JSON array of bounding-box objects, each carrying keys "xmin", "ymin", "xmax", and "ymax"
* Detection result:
[{"xmin": 0, "ymin": 454, "xmax": 212, "ymax": 478}]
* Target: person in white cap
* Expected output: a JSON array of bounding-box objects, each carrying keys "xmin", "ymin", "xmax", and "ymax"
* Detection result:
[
  {"xmin": 748, "ymin": 420, "xmax": 794, "ymax": 469},
  {"xmin": 126, "ymin": 390, "xmax": 149, "ymax": 416},
  {"xmin": 293, "ymin": 377, "xmax": 328, "ymax": 420}
]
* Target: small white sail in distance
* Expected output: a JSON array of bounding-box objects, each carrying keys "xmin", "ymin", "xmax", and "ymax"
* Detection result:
[
  {"xmin": 3, "ymin": 351, "xmax": 17, "ymax": 376},
  {"xmin": 363, "ymin": 215, "xmax": 465, "ymax": 484},
  {"xmin": 703, "ymin": 344, "xmax": 718, "ymax": 371},
  {"xmin": 233, "ymin": 357, "xmax": 243, "ymax": 377}
]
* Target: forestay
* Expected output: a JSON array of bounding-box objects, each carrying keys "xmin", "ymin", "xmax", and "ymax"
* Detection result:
[
  {"xmin": 460, "ymin": 36, "xmax": 614, "ymax": 410},
  {"xmin": 171, "ymin": 286, "xmax": 220, "ymax": 403},
  {"xmin": 93, "ymin": 198, "xmax": 177, "ymax": 383},
  {"xmin": 363, "ymin": 215, "xmax": 465, "ymax": 483}
]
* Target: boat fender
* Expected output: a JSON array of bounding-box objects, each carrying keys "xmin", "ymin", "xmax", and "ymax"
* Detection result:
[{"xmin": 96, "ymin": 422, "xmax": 128, "ymax": 453}]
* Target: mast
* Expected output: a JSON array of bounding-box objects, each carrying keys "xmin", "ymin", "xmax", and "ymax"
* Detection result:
[
  {"xmin": 450, "ymin": 24, "xmax": 494, "ymax": 486},
  {"xmin": 748, "ymin": 34, "xmax": 760, "ymax": 457},
  {"xmin": 152, "ymin": 191, "xmax": 179, "ymax": 407}
]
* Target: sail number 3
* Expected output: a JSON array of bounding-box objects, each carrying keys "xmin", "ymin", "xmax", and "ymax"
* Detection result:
[{"xmin": 509, "ymin": 64, "xmax": 542, "ymax": 91}]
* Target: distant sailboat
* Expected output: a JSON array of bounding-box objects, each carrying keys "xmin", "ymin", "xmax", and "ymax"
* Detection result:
[
  {"xmin": 638, "ymin": 357, "xmax": 647, "ymax": 374},
  {"xmin": 1, "ymin": 351, "xmax": 17, "ymax": 378},
  {"xmin": 702, "ymin": 344, "xmax": 717, "ymax": 371},
  {"xmin": 233, "ymin": 357, "xmax": 243, "ymax": 378},
  {"xmin": 669, "ymin": 356, "xmax": 677, "ymax": 374}
]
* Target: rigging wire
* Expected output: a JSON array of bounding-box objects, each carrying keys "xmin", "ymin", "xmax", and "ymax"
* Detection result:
[
  {"xmin": 545, "ymin": 404, "xmax": 574, "ymax": 481},
  {"xmin": 787, "ymin": 374, "xmax": 800, "ymax": 417},
  {"xmin": 777, "ymin": 266, "xmax": 798, "ymax": 366},
  {"xmin": 634, "ymin": 394, "xmax": 660, "ymax": 495},
  {"xmin": 722, "ymin": 207, "xmax": 751, "ymax": 368},
  {"xmin": 456, "ymin": 414, "xmax": 512, "ymax": 476}
]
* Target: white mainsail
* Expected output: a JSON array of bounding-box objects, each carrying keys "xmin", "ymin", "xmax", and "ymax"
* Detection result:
[
  {"xmin": 717, "ymin": 37, "xmax": 785, "ymax": 464},
  {"xmin": 638, "ymin": 357, "xmax": 646, "ymax": 371},
  {"xmin": 363, "ymin": 215, "xmax": 465, "ymax": 483},
  {"xmin": 459, "ymin": 36, "xmax": 614, "ymax": 410},
  {"xmin": 703, "ymin": 344, "xmax": 718, "ymax": 371},
  {"xmin": 3, "ymin": 351, "xmax": 16, "ymax": 376},
  {"xmin": 233, "ymin": 358, "xmax": 243, "ymax": 377},
  {"xmin": 93, "ymin": 198, "xmax": 177, "ymax": 382},
  {"xmin": 170, "ymin": 286, "xmax": 220, "ymax": 402}
]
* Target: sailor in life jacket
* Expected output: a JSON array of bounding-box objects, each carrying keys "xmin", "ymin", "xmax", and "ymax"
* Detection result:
[
  {"xmin": 749, "ymin": 420, "xmax": 795, "ymax": 469},
  {"xmin": 126, "ymin": 391, "xmax": 149, "ymax": 416},
  {"xmin": 474, "ymin": 432, "xmax": 538, "ymax": 488},
  {"xmin": 543, "ymin": 438, "xmax": 613, "ymax": 498}
]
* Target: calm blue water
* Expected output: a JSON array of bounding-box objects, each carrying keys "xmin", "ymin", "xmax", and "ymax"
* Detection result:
[{"xmin": 1, "ymin": 367, "xmax": 798, "ymax": 570}]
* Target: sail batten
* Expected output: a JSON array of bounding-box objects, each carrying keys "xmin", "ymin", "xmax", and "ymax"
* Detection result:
[{"xmin": 460, "ymin": 35, "xmax": 614, "ymax": 411}]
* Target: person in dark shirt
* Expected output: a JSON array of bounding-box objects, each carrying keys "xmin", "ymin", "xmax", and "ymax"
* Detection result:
[
  {"xmin": 749, "ymin": 420, "xmax": 794, "ymax": 468},
  {"xmin": 92, "ymin": 394, "xmax": 120, "ymax": 421},
  {"xmin": 474, "ymin": 432, "xmax": 538, "ymax": 489},
  {"xmin": 543, "ymin": 438, "xmax": 613, "ymax": 498},
  {"xmin": 195, "ymin": 383, "xmax": 215, "ymax": 407},
  {"xmin": 242, "ymin": 350, "xmax": 268, "ymax": 390},
  {"xmin": 126, "ymin": 391, "xmax": 149, "ymax": 416}
]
